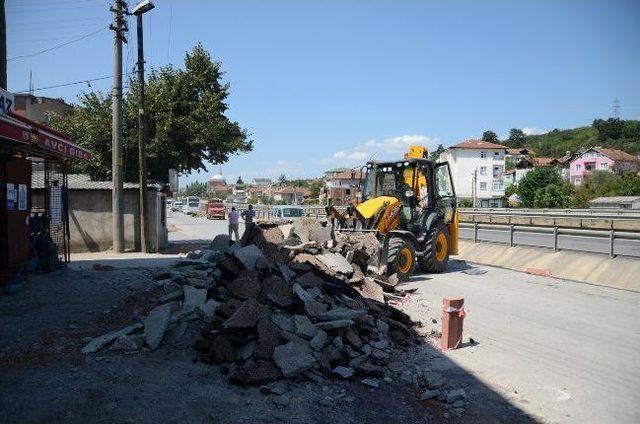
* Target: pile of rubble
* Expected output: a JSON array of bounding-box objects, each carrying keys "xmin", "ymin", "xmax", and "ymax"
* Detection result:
[{"xmin": 82, "ymin": 219, "xmax": 423, "ymax": 388}]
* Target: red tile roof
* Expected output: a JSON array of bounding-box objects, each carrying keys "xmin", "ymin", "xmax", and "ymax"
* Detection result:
[
  {"xmin": 451, "ymin": 139, "xmax": 508, "ymax": 149},
  {"xmin": 507, "ymin": 147, "xmax": 536, "ymax": 155},
  {"xmin": 591, "ymin": 148, "xmax": 638, "ymax": 162}
]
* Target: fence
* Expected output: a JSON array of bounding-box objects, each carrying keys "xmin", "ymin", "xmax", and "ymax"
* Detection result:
[{"xmin": 460, "ymin": 222, "xmax": 640, "ymax": 258}]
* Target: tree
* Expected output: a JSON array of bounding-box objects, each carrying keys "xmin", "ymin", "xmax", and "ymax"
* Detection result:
[
  {"xmin": 593, "ymin": 118, "xmax": 623, "ymax": 141},
  {"xmin": 482, "ymin": 130, "xmax": 499, "ymax": 143},
  {"xmin": 571, "ymin": 170, "xmax": 640, "ymax": 207},
  {"xmin": 429, "ymin": 144, "xmax": 445, "ymax": 161},
  {"xmin": 49, "ymin": 44, "xmax": 252, "ymax": 182},
  {"xmin": 533, "ymin": 184, "xmax": 572, "ymax": 208},
  {"xmin": 506, "ymin": 128, "xmax": 526, "ymax": 147},
  {"xmin": 182, "ymin": 181, "xmax": 207, "ymax": 197},
  {"xmin": 277, "ymin": 174, "xmax": 287, "ymax": 185},
  {"xmin": 517, "ymin": 167, "xmax": 564, "ymax": 207}
]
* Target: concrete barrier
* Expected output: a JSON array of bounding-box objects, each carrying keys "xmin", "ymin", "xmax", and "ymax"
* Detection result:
[
  {"xmin": 612, "ymin": 219, "xmax": 640, "ymax": 231},
  {"xmin": 456, "ymin": 240, "xmax": 640, "ymax": 292}
]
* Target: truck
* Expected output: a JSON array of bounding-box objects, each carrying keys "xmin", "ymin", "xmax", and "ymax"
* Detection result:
[{"xmin": 206, "ymin": 199, "xmax": 226, "ymax": 220}]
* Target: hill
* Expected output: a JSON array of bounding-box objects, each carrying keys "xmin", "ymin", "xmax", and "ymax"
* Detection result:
[{"xmin": 506, "ymin": 119, "xmax": 640, "ymax": 158}]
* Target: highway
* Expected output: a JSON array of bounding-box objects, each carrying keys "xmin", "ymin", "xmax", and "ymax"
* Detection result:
[{"xmin": 459, "ymin": 226, "xmax": 640, "ymax": 258}]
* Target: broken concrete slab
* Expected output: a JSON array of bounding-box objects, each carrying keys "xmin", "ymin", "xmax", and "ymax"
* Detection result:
[
  {"xmin": 198, "ymin": 299, "xmax": 218, "ymax": 320},
  {"xmin": 224, "ymin": 299, "xmax": 259, "ymax": 329},
  {"xmin": 316, "ymin": 319, "xmax": 354, "ymax": 330},
  {"xmin": 183, "ymin": 285, "xmax": 207, "ymax": 307},
  {"xmin": 316, "ymin": 252, "xmax": 354, "ymax": 276},
  {"xmin": 294, "ymin": 315, "xmax": 318, "ymax": 340},
  {"xmin": 261, "ymin": 275, "xmax": 293, "ymax": 307},
  {"xmin": 277, "ymin": 263, "xmax": 297, "ymax": 282},
  {"xmin": 271, "ymin": 313, "xmax": 295, "ymax": 333},
  {"xmin": 109, "ymin": 335, "xmax": 138, "ymax": 351},
  {"xmin": 233, "ymin": 245, "xmax": 266, "ymax": 270},
  {"xmin": 158, "ymin": 289, "xmax": 183, "ymax": 304},
  {"xmin": 229, "ymin": 270, "xmax": 262, "ymax": 300},
  {"xmin": 144, "ymin": 304, "xmax": 172, "ymax": 351},
  {"xmin": 318, "ymin": 308, "xmax": 368, "ymax": 322},
  {"xmin": 273, "ymin": 341, "xmax": 316, "ymax": 377},
  {"xmin": 419, "ymin": 389, "xmax": 440, "ymax": 400},
  {"xmin": 361, "ymin": 378, "xmax": 379, "ymax": 388},
  {"xmin": 309, "ymin": 329, "xmax": 329, "ymax": 351},
  {"xmin": 209, "ymin": 234, "xmax": 231, "ymax": 251},
  {"xmin": 81, "ymin": 323, "xmax": 143, "ymax": 354},
  {"xmin": 332, "ymin": 366, "xmax": 354, "ymax": 379}
]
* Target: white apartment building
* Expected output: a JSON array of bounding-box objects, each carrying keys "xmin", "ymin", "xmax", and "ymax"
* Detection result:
[{"xmin": 439, "ymin": 139, "xmax": 508, "ymax": 208}]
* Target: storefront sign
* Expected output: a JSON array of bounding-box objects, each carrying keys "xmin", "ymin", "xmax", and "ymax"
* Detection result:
[
  {"xmin": 39, "ymin": 136, "xmax": 91, "ymax": 160},
  {"xmin": 0, "ymin": 88, "xmax": 14, "ymax": 115}
]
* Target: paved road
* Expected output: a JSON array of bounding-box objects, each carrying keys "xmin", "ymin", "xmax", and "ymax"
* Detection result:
[
  {"xmin": 460, "ymin": 226, "xmax": 640, "ymax": 257},
  {"xmin": 168, "ymin": 212, "xmax": 640, "ymax": 424}
]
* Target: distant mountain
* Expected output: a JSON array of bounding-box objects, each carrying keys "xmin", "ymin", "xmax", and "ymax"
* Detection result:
[{"xmin": 509, "ymin": 119, "xmax": 640, "ymax": 158}]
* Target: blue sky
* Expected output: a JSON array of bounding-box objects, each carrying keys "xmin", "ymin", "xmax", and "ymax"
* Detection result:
[{"xmin": 6, "ymin": 0, "xmax": 640, "ymax": 185}]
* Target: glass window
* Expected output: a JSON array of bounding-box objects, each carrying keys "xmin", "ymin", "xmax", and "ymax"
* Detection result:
[
  {"xmin": 576, "ymin": 164, "xmax": 582, "ymax": 170},
  {"xmin": 601, "ymin": 162, "xmax": 609, "ymax": 170},
  {"xmin": 435, "ymin": 164, "xmax": 454, "ymax": 198},
  {"xmin": 480, "ymin": 166, "xmax": 487, "ymax": 175},
  {"xmin": 480, "ymin": 151, "xmax": 487, "ymax": 158},
  {"xmin": 480, "ymin": 182, "xmax": 487, "ymax": 190}
]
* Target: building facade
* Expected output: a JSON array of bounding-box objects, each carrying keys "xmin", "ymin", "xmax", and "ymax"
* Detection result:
[
  {"xmin": 440, "ymin": 139, "xmax": 507, "ymax": 207},
  {"xmin": 569, "ymin": 148, "xmax": 640, "ymax": 185},
  {"xmin": 324, "ymin": 169, "xmax": 363, "ymax": 206},
  {"xmin": 13, "ymin": 94, "xmax": 73, "ymax": 125}
]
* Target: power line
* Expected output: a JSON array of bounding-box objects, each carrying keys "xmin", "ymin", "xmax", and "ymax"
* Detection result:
[
  {"xmin": 8, "ymin": 27, "xmax": 107, "ymax": 61},
  {"xmin": 15, "ymin": 72, "xmax": 135, "ymax": 93}
]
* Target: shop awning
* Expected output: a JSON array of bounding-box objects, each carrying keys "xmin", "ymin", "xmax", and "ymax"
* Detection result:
[{"xmin": 0, "ymin": 112, "xmax": 91, "ymax": 161}]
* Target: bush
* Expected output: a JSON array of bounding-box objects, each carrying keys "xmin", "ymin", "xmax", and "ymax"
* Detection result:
[
  {"xmin": 572, "ymin": 171, "xmax": 640, "ymax": 207},
  {"xmin": 517, "ymin": 168, "xmax": 564, "ymax": 207},
  {"xmin": 457, "ymin": 198, "xmax": 474, "ymax": 207},
  {"xmin": 533, "ymin": 184, "xmax": 572, "ymax": 208}
]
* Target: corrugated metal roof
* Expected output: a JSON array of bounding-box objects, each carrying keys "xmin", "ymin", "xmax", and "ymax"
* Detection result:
[
  {"xmin": 590, "ymin": 196, "xmax": 640, "ymax": 203},
  {"xmin": 32, "ymin": 172, "xmax": 161, "ymax": 191}
]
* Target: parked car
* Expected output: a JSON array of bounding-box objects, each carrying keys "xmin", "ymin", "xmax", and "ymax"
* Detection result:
[
  {"xmin": 182, "ymin": 196, "xmax": 201, "ymax": 215},
  {"xmin": 272, "ymin": 205, "xmax": 305, "ymax": 219},
  {"xmin": 171, "ymin": 201, "xmax": 183, "ymax": 212},
  {"xmin": 206, "ymin": 199, "xmax": 226, "ymax": 219}
]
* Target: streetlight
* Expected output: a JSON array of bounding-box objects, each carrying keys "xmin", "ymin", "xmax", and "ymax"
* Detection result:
[{"xmin": 132, "ymin": 0, "xmax": 154, "ymax": 252}]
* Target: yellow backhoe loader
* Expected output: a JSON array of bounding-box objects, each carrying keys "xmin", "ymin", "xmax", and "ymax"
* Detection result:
[{"xmin": 328, "ymin": 145, "xmax": 458, "ymax": 280}]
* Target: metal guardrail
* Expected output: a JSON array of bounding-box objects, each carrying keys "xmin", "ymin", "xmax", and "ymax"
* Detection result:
[
  {"xmin": 460, "ymin": 222, "xmax": 640, "ymax": 258},
  {"xmin": 460, "ymin": 208, "xmax": 640, "ymax": 218}
]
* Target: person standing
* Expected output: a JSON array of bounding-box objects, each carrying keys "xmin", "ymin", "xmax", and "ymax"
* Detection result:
[
  {"xmin": 228, "ymin": 207, "xmax": 240, "ymax": 241},
  {"xmin": 241, "ymin": 204, "xmax": 256, "ymax": 234}
]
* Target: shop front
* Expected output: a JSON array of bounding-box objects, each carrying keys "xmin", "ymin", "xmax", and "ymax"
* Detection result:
[{"xmin": 0, "ymin": 111, "xmax": 91, "ymax": 290}]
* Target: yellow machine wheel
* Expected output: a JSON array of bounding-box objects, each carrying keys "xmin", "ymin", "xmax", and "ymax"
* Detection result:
[
  {"xmin": 418, "ymin": 223, "xmax": 450, "ymax": 273},
  {"xmin": 387, "ymin": 237, "xmax": 416, "ymax": 281}
]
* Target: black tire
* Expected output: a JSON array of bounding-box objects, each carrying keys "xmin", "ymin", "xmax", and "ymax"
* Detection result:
[
  {"xmin": 418, "ymin": 222, "xmax": 450, "ymax": 273},
  {"xmin": 387, "ymin": 237, "xmax": 416, "ymax": 281}
]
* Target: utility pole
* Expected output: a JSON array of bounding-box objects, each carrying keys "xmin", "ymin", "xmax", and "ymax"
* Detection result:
[
  {"xmin": 0, "ymin": 0, "xmax": 6, "ymax": 89},
  {"xmin": 133, "ymin": 0, "xmax": 155, "ymax": 253},
  {"xmin": 110, "ymin": 1, "xmax": 128, "ymax": 253},
  {"xmin": 472, "ymin": 169, "xmax": 477, "ymax": 208}
]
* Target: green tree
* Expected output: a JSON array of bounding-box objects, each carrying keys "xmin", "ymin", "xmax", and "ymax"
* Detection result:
[
  {"xmin": 182, "ymin": 181, "xmax": 207, "ymax": 197},
  {"xmin": 482, "ymin": 130, "xmax": 499, "ymax": 143},
  {"xmin": 278, "ymin": 174, "xmax": 287, "ymax": 184},
  {"xmin": 533, "ymin": 184, "xmax": 572, "ymax": 208},
  {"xmin": 429, "ymin": 144, "xmax": 445, "ymax": 161},
  {"xmin": 50, "ymin": 44, "xmax": 252, "ymax": 182},
  {"xmin": 571, "ymin": 171, "xmax": 640, "ymax": 207},
  {"xmin": 517, "ymin": 167, "xmax": 564, "ymax": 207},
  {"xmin": 505, "ymin": 128, "xmax": 526, "ymax": 147}
]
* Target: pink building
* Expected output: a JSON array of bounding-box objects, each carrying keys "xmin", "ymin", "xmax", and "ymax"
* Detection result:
[{"xmin": 569, "ymin": 148, "xmax": 639, "ymax": 185}]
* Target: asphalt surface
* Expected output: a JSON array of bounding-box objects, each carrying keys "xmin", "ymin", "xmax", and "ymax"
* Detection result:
[
  {"xmin": 459, "ymin": 226, "xmax": 640, "ymax": 257},
  {"xmin": 169, "ymin": 211, "xmax": 640, "ymax": 424}
]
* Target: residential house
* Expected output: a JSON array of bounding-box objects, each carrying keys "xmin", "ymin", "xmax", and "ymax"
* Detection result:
[
  {"xmin": 246, "ymin": 185, "xmax": 272, "ymax": 203},
  {"xmin": 556, "ymin": 151, "xmax": 575, "ymax": 180},
  {"xmin": 569, "ymin": 147, "xmax": 640, "ymax": 185},
  {"xmin": 13, "ymin": 94, "xmax": 73, "ymax": 125},
  {"xmin": 230, "ymin": 177, "xmax": 247, "ymax": 203},
  {"xmin": 439, "ymin": 139, "xmax": 508, "ymax": 207},
  {"xmin": 505, "ymin": 147, "xmax": 536, "ymax": 162},
  {"xmin": 511, "ymin": 156, "xmax": 560, "ymax": 184},
  {"xmin": 324, "ymin": 168, "xmax": 363, "ymax": 206},
  {"xmin": 272, "ymin": 186, "xmax": 311, "ymax": 204},
  {"xmin": 251, "ymin": 177, "xmax": 272, "ymax": 186}
]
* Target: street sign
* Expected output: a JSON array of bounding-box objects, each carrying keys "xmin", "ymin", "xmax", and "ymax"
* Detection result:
[{"xmin": 0, "ymin": 88, "xmax": 15, "ymax": 115}]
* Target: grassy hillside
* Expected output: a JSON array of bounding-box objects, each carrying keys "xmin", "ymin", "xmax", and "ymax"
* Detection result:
[{"xmin": 513, "ymin": 119, "xmax": 640, "ymax": 158}]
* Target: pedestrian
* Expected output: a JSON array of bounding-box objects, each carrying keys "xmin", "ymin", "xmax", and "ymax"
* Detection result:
[
  {"xmin": 228, "ymin": 207, "xmax": 240, "ymax": 241},
  {"xmin": 241, "ymin": 204, "xmax": 256, "ymax": 234}
]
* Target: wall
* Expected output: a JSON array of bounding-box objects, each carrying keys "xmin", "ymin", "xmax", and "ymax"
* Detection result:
[
  {"xmin": 13, "ymin": 95, "xmax": 73, "ymax": 125},
  {"xmin": 570, "ymin": 154, "xmax": 614, "ymax": 185},
  {"xmin": 443, "ymin": 148, "xmax": 505, "ymax": 200},
  {"xmin": 66, "ymin": 189, "xmax": 167, "ymax": 252}
]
